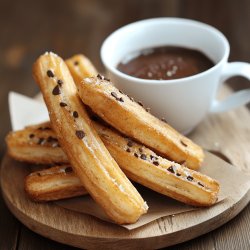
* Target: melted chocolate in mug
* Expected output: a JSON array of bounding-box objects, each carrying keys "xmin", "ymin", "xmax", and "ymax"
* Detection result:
[{"xmin": 117, "ymin": 46, "xmax": 214, "ymax": 80}]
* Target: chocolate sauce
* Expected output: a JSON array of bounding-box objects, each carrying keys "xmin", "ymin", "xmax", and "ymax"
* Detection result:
[{"xmin": 117, "ymin": 46, "xmax": 214, "ymax": 80}]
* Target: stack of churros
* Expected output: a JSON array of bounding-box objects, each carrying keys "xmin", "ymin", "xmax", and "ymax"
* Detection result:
[{"xmin": 6, "ymin": 52, "xmax": 220, "ymax": 225}]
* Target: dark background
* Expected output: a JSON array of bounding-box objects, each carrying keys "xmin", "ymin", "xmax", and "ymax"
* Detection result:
[{"xmin": 0, "ymin": 0, "xmax": 250, "ymax": 249}]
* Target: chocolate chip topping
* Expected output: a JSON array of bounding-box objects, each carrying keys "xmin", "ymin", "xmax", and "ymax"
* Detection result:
[
  {"xmin": 48, "ymin": 136, "xmax": 59, "ymax": 147},
  {"xmin": 47, "ymin": 136, "xmax": 58, "ymax": 143},
  {"xmin": 60, "ymin": 102, "xmax": 67, "ymax": 107},
  {"xmin": 126, "ymin": 148, "xmax": 131, "ymax": 153},
  {"xmin": 29, "ymin": 134, "xmax": 35, "ymax": 138},
  {"xmin": 139, "ymin": 148, "xmax": 143, "ymax": 153},
  {"xmin": 37, "ymin": 172, "xmax": 42, "ymax": 177},
  {"xmin": 153, "ymin": 161, "xmax": 159, "ymax": 166},
  {"xmin": 150, "ymin": 155, "xmax": 158, "ymax": 161},
  {"xmin": 97, "ymin": 74, "xmax": 104, "ymax": 80},
  {"xmin": 137, "ymin": 101, "xmax": 143, "ymax": 107},
  {"xmin": 76, "ymin": 130, "xmax": 85, "ymax": 139},
  {"xmin": 119, "ymin": 90, "xmax": 123, "ymax": 94},
  {"xmin": 181, "ymin": 140, "xmax": 188, "ymax": 147},
  {"xmin": 52, "ymin": 85, "xmax": 61, "ymax": 95},
  {"xmin": 38, "ymin": 138, "xmax": 46, "ymax": 145},
  {"xmin": 57, "ymin": 79, "xmax": 63, "ymax": 86},
  {"xmin": 129, "ymin": 96, "xmax": 134, "ymax": 102},
  {"xmin": 127, "ymin": 140, "xmax": 133, "ymax": 147},
  {"xmin": 111, "ymin": 92, "xmax": 118, "ymax": 99},
  {"xmin": 198, "ymin": 182, "xmax": 204, "ymax": 187},
  {"xmin": 104, "ymin": 77, "xmax": 110, "ymax": 81},
  {"xmin": 47, "ymin": 70, "xmax": 54, "ymax": 78},
  {"xmin": 167, "ymin": 166, "xmax": 175, "ymax": 174},
  {"xmin": 65, "ymin": 166, "xmax": 73, "ymax": 173},
  {"xmin": 161, "ymin": 118, "xmax": 167, "ymax": 123},
  {"xmin": 134, "ymin": 153, "xmax": 139, "ymax": 158},
  {"xmin": 146, "ymin": 108, "xmax": 150, "ymax": 112},
  {"xmin": 73, "ymin": 111, "xmax": 79, "ymax": 118},
  {"xmin": 187, "ymin": 176, "xmax": 194, "ymax": 181},
  {"xmin": 176, "ymin": 173, "xmax": 181, "ymax": 176},
  {"xmin": 140, "ymin": 154, "xmax": 147, "ymax": 160},
  {"xmin": 119, "ymin": 97, "xmax": 124, "ymax": 102},
  {"xmin": 74, "ymin": 61, "xmax": 79, "ymax": 66}
]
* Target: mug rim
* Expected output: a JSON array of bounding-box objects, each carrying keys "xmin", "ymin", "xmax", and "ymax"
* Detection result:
[{"xmin": 100, "ymin": 17, "xmax": 230, "ymax": 85}]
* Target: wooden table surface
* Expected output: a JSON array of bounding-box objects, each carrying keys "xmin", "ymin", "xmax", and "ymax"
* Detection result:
[{"xmin": 1, "ymin": 0, "xmax": 250, "ymax": 249}]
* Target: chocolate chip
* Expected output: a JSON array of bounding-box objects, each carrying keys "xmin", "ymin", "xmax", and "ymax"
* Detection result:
[
  {"xmin": 73, "ymin": 111, "xmax": 79, "ymax": 118},
  {"xmin": 111, "ymin": 92, "xmax": 118, "ymax": 99},
  {"xmin": 181, "ymin": 140, "xmax": 188, "ymax": 147},
  {"xmin": 60, "ymin": 102, "xmax": 67, "ymax": 107},
  {"xmin": 126, "ymin": 148, "xmax": 131, "ymax": 153},
  {"xmin": 137, "ymin": 101, "xmax": 143, "ymax": 107},
  {"xmin": 97, "ymin": 74, "xmax": 104, "ymax": 80},
  {"xmin": 29, "ymin": 134, "xmax": 35, "ymax": 138},
  {"xmin": 153, "ymin": 161, "xmax": 159, "ymax": 166},
  {"xmin": 176, "ymin": 173, "xmax": 181, "ymax": 176},
  {"xmin": 119, "ymin": 90, "xmax": 123, "ymax": 94},
  {"xmin": 47, "ymin": 70, "xmax": 54, "ymax": 78},
  {"xmin": 127, "ymin": 140, "xmax": 133, "ymax": 147},
  {"xmin": 57, "ymin": 79, "xmax": 63, "ymax": 86},
  {"xmin": 187, "ymin": 176, "xmax": 194, "ymax": 181},
  {"xmin": 198, "ymin": 182, "xmax": 204, "ymax": 187},
  {"xmin": 74, "ymin": 61, "xmax": 79, "ymax": 66},
  {"xmin": 76, "ymin": 130, "xmax": 85, "ymax": 139},
  {"xmin": 104, "ymin": 77, "xmax": 110, "ymax": 81},
  {"xmin": 129, "ymin": 96, "xmax": 134, "ymax": 102},
  {"xmin": 139, "ymin": 148, "xmax": 143, "ymax": 153},
  {"xmin": 37, "ymin": 172, "xmax": 41, "ymax": 177},
  {"xmin": 146, "ymin": 108, "xmax": 150, "ymax": 112},
  {"xmin": 47, "ymin": 136, "xmax": 58, "ymax": 143},
  {"xmin": 161, "ymin": 118, "xmax": 167, "ymax": 123},
  {"xmin": 52, "ymin": 85, "xmax": 61, "ymax": 95},
  {"xmin": 119, "ymin": 97, "xmax": 124, "ymax": 102},
  {"xmin": 65, "ymin": 166, "xmax": 73, "ymax": 173},
  {"xmin": 167, "ymin": 166, "xmax": 175, "ymax": 174},
  {"xmin": 140, "ymin": 154, "xmax": 147, "ymax": 160},
  {"xmin": 38, "ymin": 138, "xmax": 46, "ymax": 145},
  {"xmin": 134, "ymin": 153, "xmax": 139, "ymax": 158},
  {"xmin": 150, "ymin": 155, "xmax": 158, "ymax": 161}
]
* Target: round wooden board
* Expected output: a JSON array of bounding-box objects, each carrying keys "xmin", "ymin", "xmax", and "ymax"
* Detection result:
[{"xmin": 1, "ymin": 155, "xmax": 250, "ymax": 250}]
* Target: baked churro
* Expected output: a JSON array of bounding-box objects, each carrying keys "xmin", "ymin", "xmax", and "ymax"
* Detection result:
[
  {"xmin": 7, "ymin": 121, "xmax": 219, "ymax": 206},
  {"xmin": 73, "ymin": 76, "xmax": 204, "ymax": 170},
  {"xmin": 25, "ymin": 165, "xmax": 87, "ymax": 201},
  {"xmin": 32, "ymin": 52, "xmax": 147, "ymax": 224}
]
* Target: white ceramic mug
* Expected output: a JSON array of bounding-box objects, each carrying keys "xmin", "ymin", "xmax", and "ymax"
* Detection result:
[{"xmin": 101, "ymin": 18, "xmax": 250, "ymax": 134}]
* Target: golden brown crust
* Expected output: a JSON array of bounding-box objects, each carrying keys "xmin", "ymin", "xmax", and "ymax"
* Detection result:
[
  {"xmin": 74, "ymin": 76, "xmax": 204, "ymax": 170},
  {"xmin": 65, "ymin": 54, "xmax": 98, "ymax": 83},
  {"xmin": 25, "ymin": 165, "xmax": 87, "ymax": 201},
  {"xmin": 32, "ymin": 52, "xmax": 147, "ymax": 224},
  {"xmin": 6, "ymin": 123, "xmax": 68, "ymax": 164},
  {"xmin": 8, "ymin": 121, "xmax": 219, "ymax": 206}
]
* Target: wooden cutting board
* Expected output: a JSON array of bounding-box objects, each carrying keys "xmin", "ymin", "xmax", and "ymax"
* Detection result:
[{"xmin": 1, "ymin": 86, "xmax": 250, "ymax": 249}]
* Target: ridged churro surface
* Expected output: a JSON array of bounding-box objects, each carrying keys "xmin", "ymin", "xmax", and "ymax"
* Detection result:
[
  {"xmin": 8, "ymin": 121, "xmax": 219, "ymax": 206},
  {"xmin": 32, "ymin": 52, "xmax": 147, "ymax": 224},
  {"xmin": 74, "ymin": 76, "xmax": 204, "ymax": 170},
  {"xmin": 25, "ymin": 165, "xmax": 87, "ymax": 201}
]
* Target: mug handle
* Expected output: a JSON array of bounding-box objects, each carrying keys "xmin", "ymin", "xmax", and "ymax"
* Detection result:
[{"xmin": 210, "ymin": 62, "xmax": 250, "ymax": 113}]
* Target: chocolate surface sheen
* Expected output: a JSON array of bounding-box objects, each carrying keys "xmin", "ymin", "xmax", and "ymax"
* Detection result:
[{"xmin": 117, "ymin": 46, "xmax": 214, "ymax": 80}]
